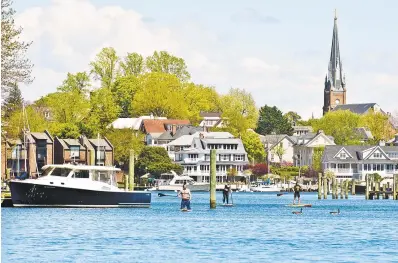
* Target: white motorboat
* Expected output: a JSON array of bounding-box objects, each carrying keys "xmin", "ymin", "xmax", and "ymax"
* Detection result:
[
  {"xmin": 9, "ymin": 164, "xmax": 151, "ymax": 207},
  {"xmin": 250, "ymin": 184, "xmax": 282, "ymax": 192},
  {"xmin": 149, "ymin": 171, "xmax": 209, "ymax": 192}
]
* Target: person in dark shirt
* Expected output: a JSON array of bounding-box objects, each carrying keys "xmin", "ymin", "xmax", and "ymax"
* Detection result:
[
  {"xmin": 222, "ymin": 184, "xmax": 231, "ymax": 204},
  {"xmin": 293, "ymin": 182, "xmax": 302, "ymax": 204}
]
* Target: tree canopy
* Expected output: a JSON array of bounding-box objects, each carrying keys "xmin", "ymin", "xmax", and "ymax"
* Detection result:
[
  {"xmin": 145, "ymin": 51, "xmax": 190, "ymax": 81},
  {"xmin": 256, "ymin": 105, "xmax": 293, "ymax": 135},
  {"xmin": 240, "ymin": 131, "xmax": 266, "ymax": 164}
]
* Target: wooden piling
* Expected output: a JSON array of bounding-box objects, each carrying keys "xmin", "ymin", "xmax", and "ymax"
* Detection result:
[
  {"xmin": 376, "ymin": 182, "xmax": 380, "ymax": 199},
  {"xmin": 323, "ymin": 176, "xmax": 327, "ymax": 199},
  {"xmin": 210, "ymin": 149, "xmax": 216, "ymax": 209},
  {"xmin": 124, "ymin": 174, "xmax": 128, "ymax": 191},
  {"xmin": 339, "ymin": 180, "xmax": 343, "ymax": 199},
  {"xmin": 351, "ymin": 179, "xmax": 356, "ymax": 195},
  {"xmin": 393, "ymin": 174, "xmax": 397, "ymax": 200},
  {"xmin": 129, "ymin": 150, "xmax": 134, "ymax": 191},
  {"xmin": 365, "ymin": 174, "xmax": 369, "ymax": 200},
  {"xmin": 318, "ymin": 173, "xmax": 322, "ymax": 200},
  {"xmin": 331, "ymin": 178, "xmax": 336, "ymax": 199},
  {"xmin": 90, "ymin": 149, "xmax": 95, "ymax": 165},
  {"xmin": 345, "ymin": 180, "xmax": 349, "ymax": 199}
]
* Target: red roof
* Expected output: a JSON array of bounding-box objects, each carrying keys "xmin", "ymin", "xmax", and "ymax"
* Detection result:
[{"xmin": 142, "ymin": 119, "xmax": 190, "ymax": 133}]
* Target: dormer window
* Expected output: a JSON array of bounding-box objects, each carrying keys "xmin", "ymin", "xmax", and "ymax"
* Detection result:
[
  {"xmin": 374, "ymin": 152, "xmax": 381, "ymax": 158},
  {"xmin": 340, "ymin": 152, "xmax": 346, "ymax": 159}
]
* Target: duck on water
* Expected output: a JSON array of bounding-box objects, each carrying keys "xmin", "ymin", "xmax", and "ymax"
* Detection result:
[{"xmin": 9, "ymin": 164, "xmax": 151, "ymax": 208}]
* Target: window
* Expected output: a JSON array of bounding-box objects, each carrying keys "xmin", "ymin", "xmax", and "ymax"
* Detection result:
[
  {"xmin": 51, "ymin": 168, "xmax": 72, "ymax": 177},
  {"xmin": 70, "ymin": 146, "xmax": 80, "ymax": 158},
  {"xmin": 72, "ymin": 170, "xmax": 89, "ymax": 178},
  {"xmin": 386, "ymin": 164, "xmax": 394, "ymax": 171},
  {"xmin": 44, "ymin": 111, "xmax": 50, "ymax": 119},
  {"xmin": 271, "ymin": 154, "xmax": 275, "ymax": 162},
  {"xmin": 234, "ymin": 155, "xmax": 244, "ymax": 161},
  {"xmin": 205, "ymin": 154, "xmax": 210, "ymax": 161},
  {"xmin": 340, "ymin": 152, "xmax": 346, "ymax": 159},
  {"xmin": 331, "ymin": 163, "xmax": 336, "ymax": 169},
  {"xmin": 373, "ymin": 152, "xmax": 381, "ymax": 158},
  {"xmin": 219, "ymin": 154, "xmax": 230, "ymax": 161}
]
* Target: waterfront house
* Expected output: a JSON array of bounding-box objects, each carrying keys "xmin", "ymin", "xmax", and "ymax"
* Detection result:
[
  {"xmin": 260, "ymin": 134, "xmax": 295, "ymax": 163},
  {"xmin": 140, "ymin": 119, "xmax": 191, "ymax": 146},
  {"xmin": 322, "ymin": 144, "xmax": 398, "ymax": 182},
  {"xmin": 292, "ymin": 130, "xmax": 335, "ymax": 167},
  {"xmin": 54, "ymin": 138, "xmax": 88, "ymax": 164},
  {"xmin": 79, "ymin": 136, "xmax": 114, "ymax": 166},
  {"xmin": 26, "ymin": 131, "xmax": 54, "ymax": 177},
  {"xmin": 166, "ymin": 132, "xmax": 249, "ymax": 183},
  {"xmin": 1, "ymin": 138, "xmax": 27, "ymax": 179},
  {"xmin": 198, "ymin": 111, "xmax": 224, "ymax": 128}
]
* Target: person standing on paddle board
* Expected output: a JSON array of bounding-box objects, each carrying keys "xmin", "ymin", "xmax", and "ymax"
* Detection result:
[
  {"xmin": 178, "ymin": 184, "xmax": 191, "ymax": 210},
  {"xmin": 293, "ymin": 182, "xmax": 302, "ymax": 204},
  {"xmin": 222, "ymin": 184, "xmax": 231, "ymax": 204}
]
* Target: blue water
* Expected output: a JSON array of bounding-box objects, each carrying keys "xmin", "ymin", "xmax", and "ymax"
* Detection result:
[{"xmin": 2, "ymin": 192, "xmax": 398, "ymax": 263}]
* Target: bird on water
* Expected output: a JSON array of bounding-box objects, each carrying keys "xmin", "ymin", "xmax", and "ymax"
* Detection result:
[
  {"xmin": 292, "ymin": 208, "xmax": 303, "ymax": 215},
  {"xmin": 330, "ymin": 209, "xmax": 340, "ymax": 215}
]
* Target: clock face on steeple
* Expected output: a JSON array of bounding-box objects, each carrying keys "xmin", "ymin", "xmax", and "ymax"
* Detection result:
[{"xmin": 335, "ymin": 99, "xmax": 340, "ymax": 105}]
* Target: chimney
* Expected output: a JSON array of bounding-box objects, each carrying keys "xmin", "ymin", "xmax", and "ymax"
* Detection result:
[
  {"xmin": 379, "ymin": 140, "xmax": 385, "ymax": 146},
  {"xmin": 317, "ymin": 130, "xmax": 324, "ymax": 134},
  {"xmin": 171, "ymin": 124, "xmax": 177, "ymax": 136}
]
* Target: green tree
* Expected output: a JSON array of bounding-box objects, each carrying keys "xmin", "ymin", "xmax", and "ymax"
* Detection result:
[
  {"xmin": 221, "ymin": 88, "xmax": 258, "ymax": 135},
  {"xmin": 145, "ymin": 51, "xmax": 190, "ymax": 81},
  {"xmin": 105, "ymin": 128, "xmax": 145, "ymax": 170},
  {"xmin": 86, "ymin": 87, "xmax": 120, "ymax": 135},
  {"xmin": 284, "ymin": 111, "xmax": 301, "ymax": 125},
  {"xmin": 256, "ymin": 105, "xmax": 293, "ymax": 135},
  {"xmin": 312, "ymin": 146, "xmax": 325, "ymax": 172},
  {"xmin": 50, "ymin": 123, "xmax": 80, "ymax": 139},
  {"xmin": 271, "ymin": 143, "xmax": 286, "ymax": 163},
  {"xmin": 5, "ymin": 105, "xmax": 48, "ymax": 138},
  {"xmin": 241, "ymin": 131, "xmax": 266, "ymax": 163},
  {"xmin": 359, "ymin": 110, "xmax": 395, "ymax": 143},
  {"xmin": 312, "ymin": 110, "xmax": 361, "ymax": 145},
  {"xmin": 89, "ymin": 47, "xmax": 119, "ymax": 89},
  {"xmin": 2, "ymin": 83, "xmax": 23, "ymax": 119},
  {"xmin": 57, "ymin": 72, "xmax": 91, "ymax": 95},
  {"xmin": 135, "ymin": 146, "xmax": 183, "ymax": 177},
  {"xmin": 183, "ymin": 83, "xmax": 221, "ymax": 124},
  {"xmin": 131, "ymin": 72, "xmax": 189, "ymax": 118},
  {"xmin": 120, "ymin": 52, "xmax": 145, "ymax": 76},
  {"xmin": 1, "ymin": 0, "xmax": 33, "ymax": 93},
  {"xmin": 111, "ymin": 75, "xmax": 139, "ymax": 117}
]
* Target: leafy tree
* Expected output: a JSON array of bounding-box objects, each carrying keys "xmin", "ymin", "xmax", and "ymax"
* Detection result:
[
  {"xmin": 251, "ymin": 163, "xmax": 268, "ymax": 177},
  {"xmin": 120, "ymin": 52, "xmax": 145, "ymax": 76},
  {"xmin": 5, "ymin": 105, "xmax": 48, "ymax": 138},
  {"xmin": 256, "ymin": 105, "xmax": 293, "ymax": 135},
  {"xmin": 221, "ymin": 88, "xmax": 258, "ymax": 135},
  {"xmin": 241, "ymin": 131, "xmax": 265, "ymax": 163},
  {"xmin": 227, "ymin": 167, "xmax": 238, "ymax": 182},
  {"xmin": 145, "ymin": 51, "xmax": 190, "ymax": 81},
  {"xmin": 105, "ymin": 128, "xmax": 145, "ymax": 170},
  {"xmin": 50, "ymin": 123, "xmax": 80, "ymax": 139},
  {"xmin": 86, "ymin": 87, "xmax": 120, "ymax": 135},
  {"xmin": 2, "ymin": 83, "xmax": 23, "ymax": 119},
  {"xmin": 312, "ymin": 146, "xmax": 324, "ymax": 172},
  {"xmin": 135, "ymin": 146, "xmax": 183, "ymax": 177},
  {"xmin": 271, "ymin": 143, "xmax": 286, "ymax": 163},
  {"xmin": 57, "ymin": 72, "xmax": 91, "ymax": 95},
  {"xmin": 111, "ymin": 75, "xmax": 139, "ymax": 117},
  {"xmin": 359, "ymin": 110, "xmax": 396, "ymax": 143},
  {"xmin": 183, "ymin": 83, "xmax": 221, "ymax": 124},
  {"xmin": 131, "ymin": 72, "xmax": 189, "ymax": 118},
  {"xmin": 89, "ymin": 47, "xmax": 119, "ymax": 89},
  {"xmin": 312, "ymin": 110, "xmax": 361, "ymax": 145},
  {"xmin": 1, "ymin": 0, "xmax": 33, "ymax": 93},
  {"xmin": 284, "ymin": 111, "xmax": 301, "ymax": 125}
]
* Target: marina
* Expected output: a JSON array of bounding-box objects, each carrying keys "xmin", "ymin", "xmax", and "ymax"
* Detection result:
[{"xmin": 2, "ymin": 192, "xmax": 398, "ymax": 262}]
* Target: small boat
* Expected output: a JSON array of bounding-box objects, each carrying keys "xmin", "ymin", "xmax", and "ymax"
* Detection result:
[
  {"xmin": 250, "ymin": 184, "xmax": 282, "ymax": 193},
  {"xmin": 149, "ymin": 171, "xmax": 209, "ymax": 192},
  {"xmin": 9, "ymin": 164, "xmax": 151, "ymax": 208}
]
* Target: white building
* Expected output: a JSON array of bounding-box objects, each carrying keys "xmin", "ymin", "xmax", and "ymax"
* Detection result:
[
  {"xmin": 198, "ymin": 112, "xmax": 224, "ymax": 128},
  {"xmin": 166, "ymin": 132, "xmax": 249, "ymax": 183},
  {"xmin": 322, "ymin": 145, "xmax": 398, "ymax": 182},
  {"xmin": 292, "ymin": 130, "xmax": 336, "ymax": 166},
  {"xmin": 260, "ymin": 134, "xmax": 295, "ymax": 163},
  {"xmin": 108, "ymin": 115, "xmax": 167, "ymax": 131}
]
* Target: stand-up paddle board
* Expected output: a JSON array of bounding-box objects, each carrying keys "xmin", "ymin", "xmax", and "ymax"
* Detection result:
[
  {"xmin": 222, "ymin": 204, "xmax": 234, "ymax": 207},
  {"xmin": 285, "ymin": 204, "xmax": 312, "ymax": 207},
  {"xmin": 181, "ymin": 209, "xmax": 191, "ymax": 212}
]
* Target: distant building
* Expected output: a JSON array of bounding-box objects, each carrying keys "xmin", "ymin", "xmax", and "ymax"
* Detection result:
[
  {"xmin": 354, "ymin": 127, "xmax": 374, "ymax": 143},
  {"xmin": 322, "ymin": 144, "xmax": 398, "ymax": 182},
  {"xmin": 260, "ymin": 134, "xmax": 295, "ymax": 163},
  {"xmin": 108, "ymin": 115, "xmax": 168, "ymax": 131},
  {"xmin": 140, "ymin": 119, "xmax": 191, "ymax": 146},
  {"xmin": 292, "ymin": 126, "xmax": 313, "ymax": 136},
  {"xmin": 79, "ymin": 136, "xmax": 114, "ymax": 166},
  {"xmin": 387, "ymin": 134, "xmax": 398, "ymax": 146},
  {"xmin": 166, "ymin": 132, "xmax": 248, "ymax": 182},
  {"xmin": 198, "ymin": 111, "xmax": 224, "ymax": 128},
  {"xmin": 332, "ymin": 103, "xmax": 384, "ymax": 115}
]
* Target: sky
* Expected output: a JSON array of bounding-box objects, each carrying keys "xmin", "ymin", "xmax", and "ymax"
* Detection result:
[{"xmin": 14, "ymin": 0, "xmax": 398, "ymax": 119}]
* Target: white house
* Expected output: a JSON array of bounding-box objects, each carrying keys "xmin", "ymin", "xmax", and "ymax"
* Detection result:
[
  {"xmin": 322, "ymin": 145, "xmax": 398, "ymax": 182},
  {"xmin": 108, "ymin": 115, "xmax": 167, "ymax": 131},
  {"xmin": 292, "ymin": 130, "xmax": 336, "ymax": 167},
  {"xmin": 260, "ymin": 134, "xmax": 295, "ymax": 163},
  {"xmin": 166, "ymin": 132, "xmax": 248, "ymax": 183},
  {"xmin": 198, "ymin": 112, "xmax": 224, "ymax": 128}
]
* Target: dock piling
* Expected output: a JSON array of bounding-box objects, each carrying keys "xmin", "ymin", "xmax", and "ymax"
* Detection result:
[
  {"xmin": 323, "ymin": 176, "xmax": 327, "ymax": 199},
  {"xmin": 393, "ymin": 174, "xmax": 397, "ymax": 200},
  {"xmin": 340, "ymin": 180, "xmax": 344, "ymax": 199},
  {"xmin": 210, "ymin": 149, "xmax": 216, "ymax": 209},
  {"xmin": 351, "ymin": 179, "xmax": 356, "ymax": 195},
  {"xmin": 318, "ymin": 173, "xmax": 322, "ymax": 200},
  {"xmin": 331, "ymin": 178, "xmax": 336, "ymax": 199},
  {"xmin": 124, "ymin": 174, "xmax": 128, "ymax": 190},
  {"xmin": 129, "ymin": 150, "xmax": 134, "ymax": 191},
  {"xmin": 344, "ymin": 180, "xmax": 349, "ymax": 199},
  {"xmin": 365, "ymin": 174, "xmax": 369, "ymax": 200}
]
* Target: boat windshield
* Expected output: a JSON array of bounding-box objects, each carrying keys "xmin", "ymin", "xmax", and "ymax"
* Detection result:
[
  {"xmin": 41, "ymin": 167, "xmax": 54, "ymax": 177},
  {"xmin": 50, "ymin": 168, "xmax": 72, "ymax": 177},
  {"xmin": 92, "ymin": 170, "xmax": 117, "ymax": 187},
  {"xmin": 72, "ymin": 170, "xmax": 90, "ymax": 179}
]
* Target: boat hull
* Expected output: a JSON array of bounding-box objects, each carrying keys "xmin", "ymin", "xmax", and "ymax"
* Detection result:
[{"xmin": 9, "ymin": 181, "xmax": 151, "ymax": 208}]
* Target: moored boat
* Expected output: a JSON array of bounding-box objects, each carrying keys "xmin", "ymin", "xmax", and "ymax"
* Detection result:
[
  {"xmin": 250, "ymin": 184, "xmax": 282, "ymax": 193},
  {"xmin": 9, "ymin": 164, "xmax": 151, "ymax": 208},
  {"xmin": 149, "ymin": 171, "xmax": 210, "ymax": 192}
]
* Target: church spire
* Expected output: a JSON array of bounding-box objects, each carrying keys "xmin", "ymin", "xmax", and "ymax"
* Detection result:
[{"xmin": 328, "ymin": 9, "xmax": 345, "ymax": 91}]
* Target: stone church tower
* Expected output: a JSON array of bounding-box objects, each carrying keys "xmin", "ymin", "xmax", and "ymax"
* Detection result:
[{"xmin": 323, "ymin": 11, "xmax": 346, "ymax": 115}]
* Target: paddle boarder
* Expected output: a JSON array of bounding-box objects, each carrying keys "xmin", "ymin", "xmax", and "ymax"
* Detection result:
[
  {"xmin": 178, "ymin": 183, "xmax": 191, "ymax": 210},
  {"xmin": 222, "ymin": 184, "xmax": 231, "ymax": 204},
  {"xmin": 293, "ymin": 182, "xmax": 302, "ymax": 204}
]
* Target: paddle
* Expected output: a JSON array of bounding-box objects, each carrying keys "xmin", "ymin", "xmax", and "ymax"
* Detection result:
[{"xmin": 158, "ymin": 193, "xmax": 177, "ymax": 197}]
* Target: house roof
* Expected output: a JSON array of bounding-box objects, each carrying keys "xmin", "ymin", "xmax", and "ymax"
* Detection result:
[
  {"xmin": 108, "ymin": 118, "xmax": 143, "ymax": 130},
  {"xmin": 142, "ymin": 119, "xmax": 190, "ymax": 134},
  {"xmin": 199, "ymin": 111, "xmax": 221, "ymax": 118},
  {"xmin": 260, "ymin": 134, "xmax": 288, "ymax": 145},
  {"xmin": 332, "ymin": 103, "xmax": 378, "ymax": 115},
  {"xmin": 88, "ymin": 138, "xmax": 112, "ymax": 151},
  {"xmin": 173, "ymin": 125, "xmax": 204, "ymax": 139},
  {"xmin": 30, "ymin": 132, "xmax": 52, "ymax": 143},
  {"xmin": 157, "ymin": 131, "xmax": 173, "ymax": 140},
  {"xmin": 354, "ymin": 127, "xmax": 373, "ymax": 141},
  {"xmin": 322, "ymin": 145, "xmax": 398, "ymax": 163},
  {"xmin": 167, "ymin": 135, "xmax": 195, "ymax": 146},
  {"xmin": 293, "ymin": 132, "xmax": 335, "ymax": 146}
]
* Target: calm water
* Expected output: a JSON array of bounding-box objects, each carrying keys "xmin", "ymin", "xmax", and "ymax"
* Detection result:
[{"xmin": 2, "ymin": 192, "xmax": 398, "ymax": 263}]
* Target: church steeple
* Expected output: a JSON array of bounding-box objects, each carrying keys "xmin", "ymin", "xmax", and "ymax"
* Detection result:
[
  {"xmin": 327, "ymin": 9, "xmax": 345, "ymax": 91},
  {"xmin": 323, "ymin": 10, "xmax": 347, "ymax": 115}
]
